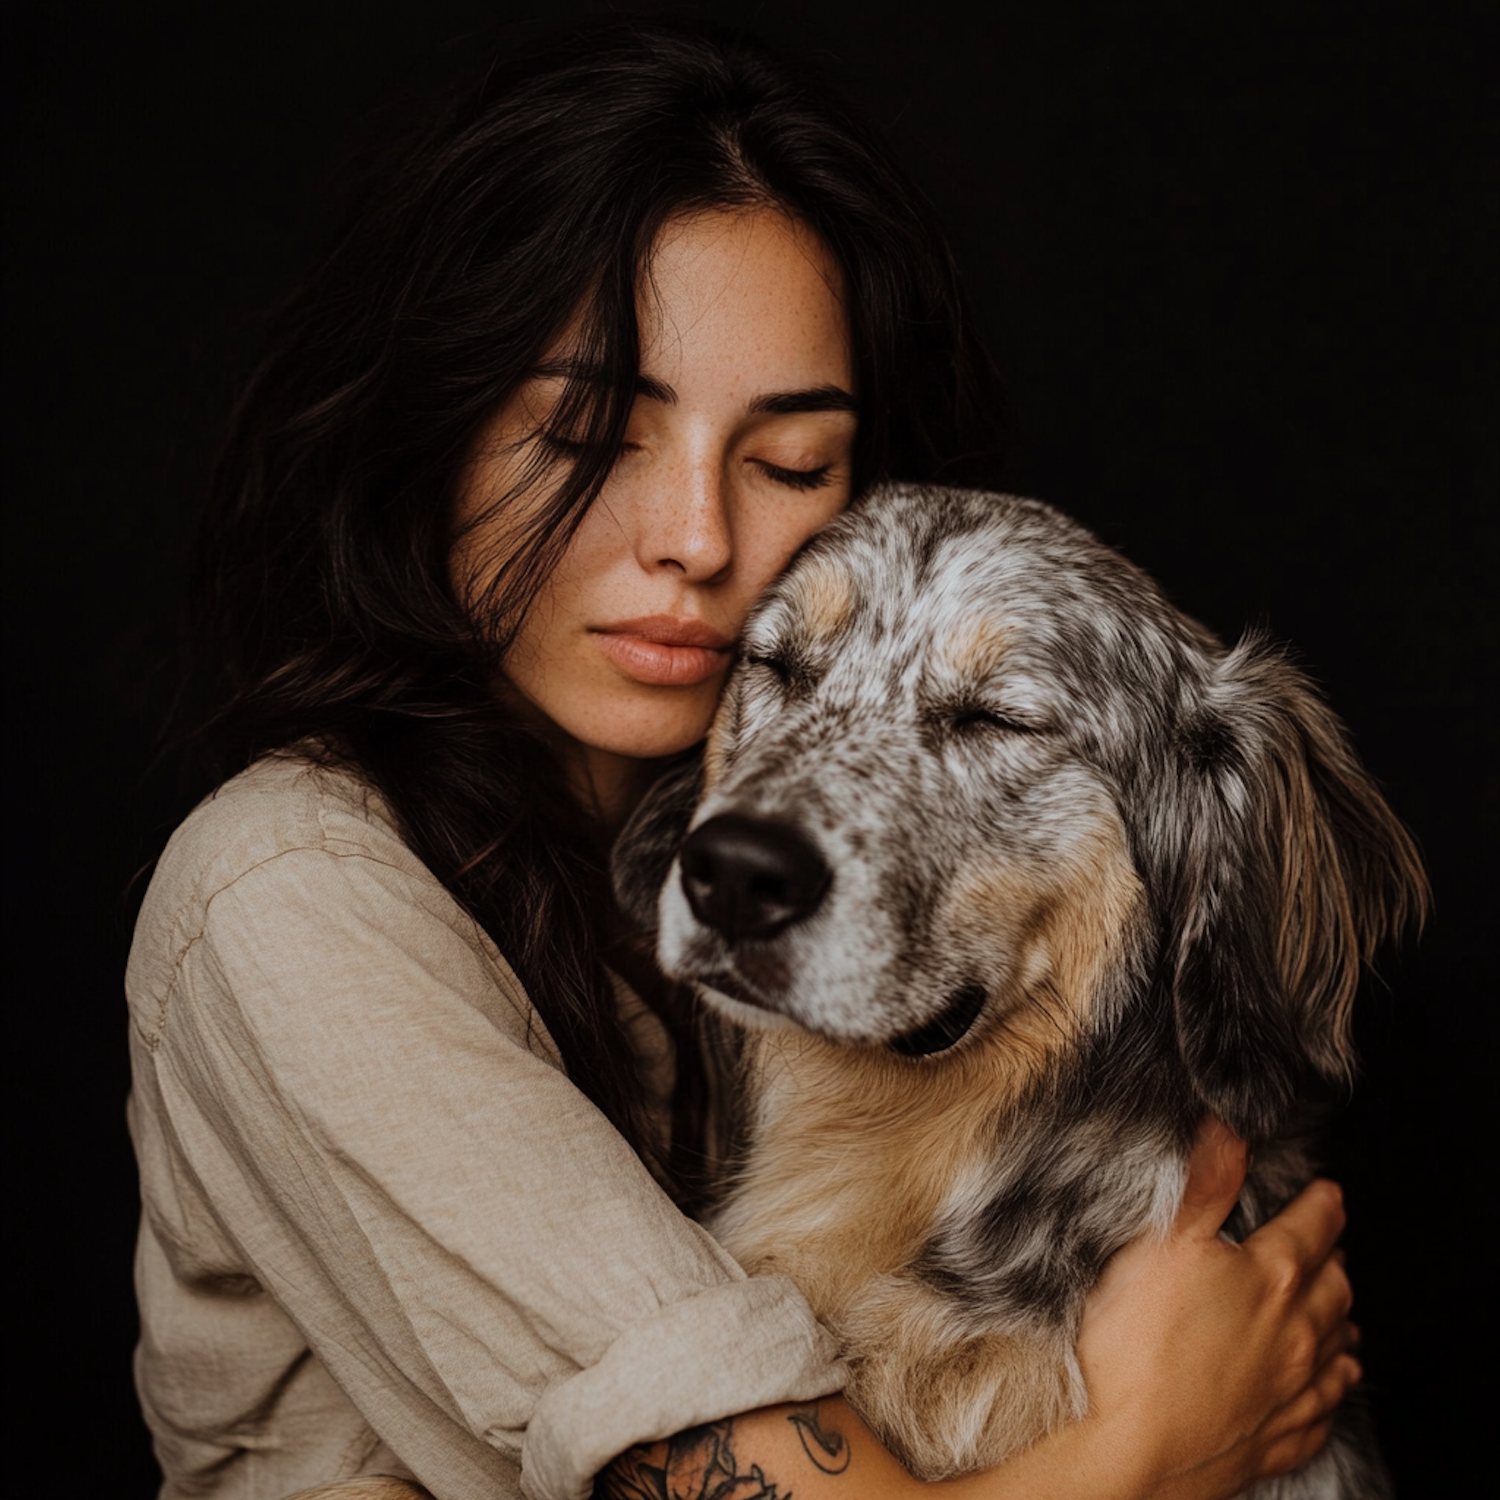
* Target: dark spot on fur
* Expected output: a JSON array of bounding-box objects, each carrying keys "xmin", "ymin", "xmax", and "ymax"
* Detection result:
[{"xmin": 1179, "ymin": 713, "xmax": 1239, "ymax": 773}]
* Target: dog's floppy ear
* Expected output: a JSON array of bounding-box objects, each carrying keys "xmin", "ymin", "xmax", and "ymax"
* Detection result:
[
  {"xmin": 1170, "ymin": 635, "xmax": 1428, "ymax": 1139},
  {"xmin": 610, "ymin": 751, "xmax": 704, "ymax": 936}
]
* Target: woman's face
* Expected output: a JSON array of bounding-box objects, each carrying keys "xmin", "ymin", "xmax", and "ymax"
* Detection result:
[{"xmin": 456, "ymin": 208, "xmax": 856, "ymax": 815}]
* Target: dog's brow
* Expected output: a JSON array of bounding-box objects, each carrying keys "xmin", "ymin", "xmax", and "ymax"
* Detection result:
[
  {"xmin": 792, "ymin": 558, "xmax": 856, "ymax": 640},
  {"xmin": 937, "ymin": 617, "xmax": 1011, "ymax": 677}
]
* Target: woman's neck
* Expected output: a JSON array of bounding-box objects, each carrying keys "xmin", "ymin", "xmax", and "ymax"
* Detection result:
[
  {"xmin": 564, "ymin": 742, "xmax": 665, "ymax": 833},
  {"xmin": 494, "ymin": 672, "xmax": 666, "ymax": 832}
]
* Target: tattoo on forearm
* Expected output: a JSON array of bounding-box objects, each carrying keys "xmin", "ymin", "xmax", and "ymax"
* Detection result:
[
  {"xmin": 595, "ymin": 1403, "xmax": 852, "ymax": 1500},
  {"xmin": 788, "ymin": 1404, "xmax": 851, "ymax": 1474},
  {"xmin": 597, "ymin": 1419, "xmax": 791, "ymax": 1500}
]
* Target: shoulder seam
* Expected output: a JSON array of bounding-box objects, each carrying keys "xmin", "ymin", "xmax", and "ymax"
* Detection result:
[
  {"xmin": 139, "ymin": 844, "xmax": 543, "ymax": 1062},
  {"xmin": 141, "ymin": 843, "xmax": 416, "ymax": 1051}
]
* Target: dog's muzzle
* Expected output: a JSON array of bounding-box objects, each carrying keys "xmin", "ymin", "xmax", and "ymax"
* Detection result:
[{"xmin": 678, "ymin": 813, "xmax": 831, "ymax": 944}]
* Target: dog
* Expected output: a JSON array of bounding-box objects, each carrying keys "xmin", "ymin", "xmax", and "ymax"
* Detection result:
[{"xmin": 613, "ymin": 483, "xmax": 1427, "ymax": 1495}]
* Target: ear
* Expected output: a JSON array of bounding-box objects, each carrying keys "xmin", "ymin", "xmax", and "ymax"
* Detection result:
[
  {"xmin": 1170, "ymin": 635, "xmax": 1429, "ymax": 1139},
  {"xmin": 610, "ymin": 751, "xmax": 704, "ymax": 935}
]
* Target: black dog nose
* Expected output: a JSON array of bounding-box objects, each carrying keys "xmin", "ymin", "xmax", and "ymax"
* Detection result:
[{"xmin": 679, "ymin": 814, "xmax": 831, "ymax": 944}]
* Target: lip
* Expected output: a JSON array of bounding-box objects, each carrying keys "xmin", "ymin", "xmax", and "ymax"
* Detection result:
[{"xmin": 591, "ymin": 615, "xmax": 734, "ymax": 687}]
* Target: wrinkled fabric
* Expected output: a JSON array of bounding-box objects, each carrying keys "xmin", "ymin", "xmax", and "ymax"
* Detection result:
[{"xmin": 126, "ymin": 755, "xmax": 843, "ymax": 1500}]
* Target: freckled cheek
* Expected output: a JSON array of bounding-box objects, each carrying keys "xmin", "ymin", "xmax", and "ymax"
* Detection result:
[
  {"xmin": 518, "ymin": 514, "xmax": 630, "ymax": 634},
  {"xmin": 497, "ymin": 551, "xmax": 612, "ymax": 690},
  {"xmin": 737, "ymin": 494, "xmax": 851, "ymax": 597}
]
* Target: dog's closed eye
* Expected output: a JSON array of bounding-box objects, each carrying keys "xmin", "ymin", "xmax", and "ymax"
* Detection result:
[
  {"xmin": 743, "ymin": 650, "xmax": 819, "ymax": 696},
  {"xmin": 935, "ymin": 704, "xmax": 1046, "ymax": 738}
]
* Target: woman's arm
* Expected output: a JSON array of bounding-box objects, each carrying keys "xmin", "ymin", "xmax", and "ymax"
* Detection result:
[
  {"xmin": 129, "ymin": 766, "xmax": 845, "ymax": 1500},
  {"xmin": 597, "ymin": 1121, "xmax": 1360, "ymax": 1500}
]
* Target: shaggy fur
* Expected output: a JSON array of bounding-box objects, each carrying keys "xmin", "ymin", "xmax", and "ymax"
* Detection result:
[{"xmin": 614, "ymin": 484, "xmax": 1427, "ymax": 1494}]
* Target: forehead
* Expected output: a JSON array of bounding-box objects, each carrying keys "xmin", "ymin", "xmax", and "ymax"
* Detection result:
[{"xmin": 642, "ymin": 209, "xmax": 853, "ymax": 390}]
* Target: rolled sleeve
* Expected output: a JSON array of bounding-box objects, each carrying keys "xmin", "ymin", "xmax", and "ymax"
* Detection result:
[
  {"xmin": 524, "ymin": 1277, "xmax": 839, "ymax": 1500},
  {"xmin": 129, "ymin": 781, "xmax": 843, "ymax": 1500}
]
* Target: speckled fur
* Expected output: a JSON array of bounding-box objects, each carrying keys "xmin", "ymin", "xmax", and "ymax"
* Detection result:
[{"xmin": 613, "ymin": 485, "xmax": 1426, "ymax": 1491}]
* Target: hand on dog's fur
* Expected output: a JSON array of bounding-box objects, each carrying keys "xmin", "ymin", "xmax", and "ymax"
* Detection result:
[{"xmin": 1074, "ymin": 1118, "xmax": 1360, "ymax": 1500}]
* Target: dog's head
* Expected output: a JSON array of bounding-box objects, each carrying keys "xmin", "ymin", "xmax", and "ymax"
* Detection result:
[{"xmin": 613, "ymin": 485, "xmax": 1427, "ymax": 1138}]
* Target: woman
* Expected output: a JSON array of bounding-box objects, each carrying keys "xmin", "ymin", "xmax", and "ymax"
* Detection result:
[{"xmin": 128, "ymin": 19, "xmax": 1360, "ymax": 1500}]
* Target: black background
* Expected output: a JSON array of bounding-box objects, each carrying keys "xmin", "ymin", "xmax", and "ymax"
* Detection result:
[{"xmin": 4, "ymin": 2, "xmax": 1494, "ymax": 1495}]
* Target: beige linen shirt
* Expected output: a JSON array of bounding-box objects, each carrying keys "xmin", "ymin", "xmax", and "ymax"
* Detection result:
[{"xmin": 126, "ymin": 755, "xmax": 843, "ymax": 1500}]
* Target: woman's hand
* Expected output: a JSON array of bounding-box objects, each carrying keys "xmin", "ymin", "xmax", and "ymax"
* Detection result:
[
  {"xmin": 595, "ymin": 1118, "xmax": 1361, "ymax": 1500},
  {"xmin": 1067, "ymin": 1116, "xmax": 1361, "ymax": 1499}
]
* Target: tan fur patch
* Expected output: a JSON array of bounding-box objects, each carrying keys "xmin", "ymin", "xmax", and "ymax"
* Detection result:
[
  {"xmin": 937, "ymin": 616, "xmax": 1011, "ymax": 679},
  {"xmin": 947, "ymin": 815, "xmax": 1144, "ymax": 1031},
  {"xmin": 790, "ymin": 557, "xmax": 855, "ymax": 641},
  {"xmin": 841, "ymin": 1286, "xmax": 1081, "ymax": 1478}
]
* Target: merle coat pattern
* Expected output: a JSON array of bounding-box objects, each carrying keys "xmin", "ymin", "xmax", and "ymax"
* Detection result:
[{"xmin": 613, "ymin": 485, "xmax": 1425, "ymax": 1494}]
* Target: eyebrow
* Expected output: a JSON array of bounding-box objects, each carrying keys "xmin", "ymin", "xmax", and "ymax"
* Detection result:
[
  {"xmin": 749, "ymin": 384, "xmax": 859, "ymax": 416},
  {"xmin": 530, "ymin": 361, "xmax": 858, "ymax": 416}
]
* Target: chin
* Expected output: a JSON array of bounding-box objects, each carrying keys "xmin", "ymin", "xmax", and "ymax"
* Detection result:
[{"xmin": 564, "ymin": 686, "xmax": 719, "ymax": 762}]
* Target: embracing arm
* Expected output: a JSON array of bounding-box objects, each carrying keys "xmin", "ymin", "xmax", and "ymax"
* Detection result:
[
  {"xmin": 128, "ymin": 767, "xmax": 844, "ymax": 1499},
  {"xmin": 597, "ymin": 1122, "xmax": 1360, "ymax": 1500},
  {"xmin": 131, "ymin": 769, "xmax": 1352, "ymax": 1500}
]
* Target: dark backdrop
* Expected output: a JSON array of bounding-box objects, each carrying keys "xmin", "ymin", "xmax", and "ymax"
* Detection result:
[{"xmin": 4, "ymin": 2, "xmax": 1494, "ymax": 1495}]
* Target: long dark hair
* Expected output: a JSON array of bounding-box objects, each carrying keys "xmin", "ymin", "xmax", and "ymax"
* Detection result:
[{"xmin": 190, "ymin": 16, "xmax": 1004, "ymax": 1196}]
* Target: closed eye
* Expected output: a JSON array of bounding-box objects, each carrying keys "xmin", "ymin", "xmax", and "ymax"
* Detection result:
[
  {"xmin": 751, "ymin": 459, "xmax": 835, "ymax": 491},
  {"xmin": 743, "ymin": 650, "xmax": 818, "ymax": 695},
  {"xmin": 946, "ymin": 706, "xmax": 1043, "ymax": 736},
  {"xmin": 745, "ymin": 652, "xmax": 796, "ymax": 686},
  {"xmin": 542, "ymin": 432, "xmax": 641, "ymax": 459}
]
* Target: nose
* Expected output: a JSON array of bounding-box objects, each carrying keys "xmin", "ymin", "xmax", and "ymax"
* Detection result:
[
  {"xmin": 634, "ymin": 447, "xmax": 734, "ymax": 581},
  {"xmin": 678, "ymin": 814, "xmax": 831, "ymax": 943}
]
